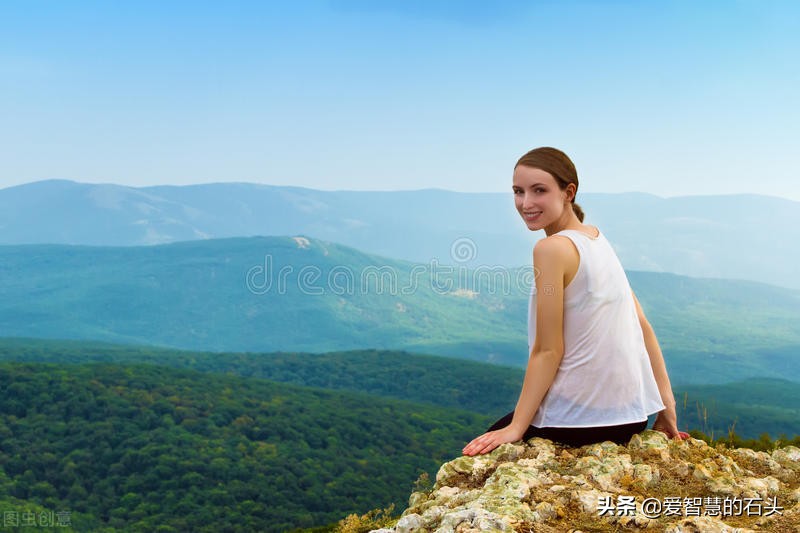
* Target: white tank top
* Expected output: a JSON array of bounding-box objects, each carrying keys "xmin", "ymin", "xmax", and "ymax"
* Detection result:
[{"xmin": 527, "ymin": 228, "xmax": 665, "ymax": 427}]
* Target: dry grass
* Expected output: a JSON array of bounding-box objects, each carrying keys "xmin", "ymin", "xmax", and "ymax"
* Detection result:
[{"xmin": 336, "ymin": 504, "xmax": 396, "ymax": 533}]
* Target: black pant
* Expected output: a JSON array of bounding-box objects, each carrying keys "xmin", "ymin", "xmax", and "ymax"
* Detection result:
[{"xmin": 488, "ymin": 411, "xmax": 648, "ymax": 447}]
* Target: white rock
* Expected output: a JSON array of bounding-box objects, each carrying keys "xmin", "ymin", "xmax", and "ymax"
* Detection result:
[
  {"xmin": 633, "ymin": 463, "xmax": 658, "ymax": 486},
  {"xmin": 742, "ymin": 476, "xmax": 780, "ymax": 498},
  {"xmin": 394, "ymin": 513, "xmax": 426, "ymax": 533},
  {"xmin": 772, "ymin": 445, "xmax": 800, "ymax": 466},
  {"xmin": 571, "ymin": 488, "xmax": 615, "ymax": 514},
  {"xmin": 433, "ymin": 509, "xmax": 510, "ymax": 533}
]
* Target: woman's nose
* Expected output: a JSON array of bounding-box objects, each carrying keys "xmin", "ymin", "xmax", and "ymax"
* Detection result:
[{"xmin": 522, "ymin": 194, "xmax": 536, "ymax": 209}]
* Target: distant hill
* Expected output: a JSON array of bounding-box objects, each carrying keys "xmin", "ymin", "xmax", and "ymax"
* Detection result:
[
  {"xmin": 0, "ymin": 236, "xmax": 798, "ymax": 375},
  {"xmin": 1, "ymin": 180, "xmax": 799, "ymax": 289},
  {"xmin": 0, "ymin": 235, "xmax": 529, "ymax": 364},
  {"xmin": 1, "ymin": 338, "xmax": 798, "ymax": 439}
]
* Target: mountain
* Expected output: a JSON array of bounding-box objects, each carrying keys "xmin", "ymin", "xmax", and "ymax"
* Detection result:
[
  {"xmin": 0, "ymin": 235, "xmax": 529, "ymax": 364},
  {"xmin": 364, "ymin": 431, "xmax": 800, "ymax": 532},
  {"xmin": 0, "ymin": 236, "xmax": 798, "ymax": 375},
  {"xmin": 2, "ymin": 180, "xmax": 799, "ymax": 289}
]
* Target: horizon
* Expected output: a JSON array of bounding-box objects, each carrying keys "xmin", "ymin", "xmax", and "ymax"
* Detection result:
[
  {"xmin": 1, "ymin": 1, "xmax": 799, "ymax": 200},
  {"xmin": 2, "ymin": 177, "xmax": 798, "ymax": 204}
]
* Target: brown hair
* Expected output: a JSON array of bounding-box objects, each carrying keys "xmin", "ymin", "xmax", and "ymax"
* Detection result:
[{"xmin": 514, "ymin": 147, "xmax": 584, "ymax": 222}]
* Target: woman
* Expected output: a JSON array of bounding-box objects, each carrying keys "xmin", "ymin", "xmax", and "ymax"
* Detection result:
[{"xmin": 463, "ymin": 147, "xmax": 683, "ymax": 456}]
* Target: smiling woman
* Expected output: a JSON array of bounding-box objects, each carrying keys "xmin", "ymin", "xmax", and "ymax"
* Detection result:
[
  {"xmin": 463, "ymin": 147, "xmax": 686, "ymax": 455},
  {"xmin": 513, "ymin": 149, "xmax": 585, "ymax": 229}
]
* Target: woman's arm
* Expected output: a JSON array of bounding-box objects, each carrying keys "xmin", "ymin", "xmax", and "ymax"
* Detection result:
[
  {"xmin": 462, "ymin": 237, "xmax": 568, "ymax": 456},
  {"xmin": 631, "ymin": 289, "xmax": 682, "ymax": 438}
]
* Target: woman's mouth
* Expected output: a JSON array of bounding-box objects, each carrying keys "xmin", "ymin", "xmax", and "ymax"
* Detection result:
[{"xmin": 524, "ymin": 211, "xmax": 542, "ymax": 221}]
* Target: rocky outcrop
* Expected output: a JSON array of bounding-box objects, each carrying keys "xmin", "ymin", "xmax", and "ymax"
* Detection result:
[{"xmin": 372, "ymin": 431, "xmax": 800, "ymax": 532}]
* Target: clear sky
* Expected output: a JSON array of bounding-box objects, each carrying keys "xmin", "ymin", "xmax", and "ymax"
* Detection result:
[{"xmin": 1, "ymin": 0, "xmax": 798, "ymax": 199}]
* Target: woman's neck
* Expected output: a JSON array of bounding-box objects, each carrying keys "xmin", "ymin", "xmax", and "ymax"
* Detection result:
[{"xmin": 544, "ymin": 212, "xmax": 584, "ymax": 237}]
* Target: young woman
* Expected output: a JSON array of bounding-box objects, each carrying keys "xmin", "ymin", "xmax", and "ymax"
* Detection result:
[{"xmin": 463, "ymin": 147, "xmax": 684, "ymax": 456}]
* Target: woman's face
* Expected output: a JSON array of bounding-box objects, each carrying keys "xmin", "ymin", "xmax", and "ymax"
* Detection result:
[{"xmin": 512, "ymin": 165, "xmax": 571, "ymax": 232}]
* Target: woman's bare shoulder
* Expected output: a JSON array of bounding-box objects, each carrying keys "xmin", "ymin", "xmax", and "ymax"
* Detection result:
[
  {"xmin": 533, "ymin": 234, "xmax": 577, "ymax": 260},
  {"xmin": 535, "ymin": 233, "xmax": 578, "ymax": 249},
  {"xmin": 534, "ymin": 235, "xmax": 581, "ymax": 282}
]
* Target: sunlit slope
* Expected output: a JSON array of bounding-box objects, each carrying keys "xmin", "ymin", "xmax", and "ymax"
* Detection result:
[
  {"xmin": 0, "ymin": 236, "xmax": 528, "ymax": 362},
  {"xmin": 0, "ymin": 235, "xmax": 798, "ymax": 373}
]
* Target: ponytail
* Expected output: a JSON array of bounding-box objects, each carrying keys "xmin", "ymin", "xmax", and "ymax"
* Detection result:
[{"xmin": 572, "ymin": 202, "xmax": 585, "ymax": 223}]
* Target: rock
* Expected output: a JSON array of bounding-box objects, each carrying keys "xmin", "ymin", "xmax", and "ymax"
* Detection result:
[
  {"xmin": 373, "ymin": 431, "xmax": 800, "ymax": 532},
  {"xmin": 571, "ymin": 488, "xmax": 615, "ymax": 514},
  {"xmin": 434, "ymin": 443, "xmax": 524, "ymax": 488},
  {"xmin": 664, "ymin": 516, "xmax": 755, "ymax": 532},
  {"xmin": 532, "ymin": 501, "xmax": 556, "ymax": 521},
  {"xmin": 408, "ymin": 491, "xmax": 427, "ymax": 509},
  {"xmin": 433, "ymin": 508, "xmax": 510, "ymax": 532},
  {"xmin": 632, "ymin": 463, "xmax": 659, "ymax": 487},
  {"xmin": 742, "ymin": 476, "xmax": 780, "ymax": 499},
  {"xmin": 772, "ymin": 446, "xmax": 800, "ymax": 467},
  {"xmin": 394, "ymin": 513, "xmax": 425, "ymax": 533},
  {"xmin": 629, "ymin": 429, "xmax": 672, "ymax": 461},
  {"xmin": 733, "ymin": 448, "xmax": 782, "ymax": 474},
  {"xmin": 573, "ymin": 453, "xmax": 634, "ymax": 491}
]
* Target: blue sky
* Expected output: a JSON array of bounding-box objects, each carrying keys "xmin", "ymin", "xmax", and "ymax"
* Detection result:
[{"xmin": 1, "ymin": 0, "xmax": 798, "ymax": 199}]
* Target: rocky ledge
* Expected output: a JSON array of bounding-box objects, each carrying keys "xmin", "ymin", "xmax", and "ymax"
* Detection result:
[{"xmin": 372, "ymin": 430, "xmax": 800, "ymax": 532}]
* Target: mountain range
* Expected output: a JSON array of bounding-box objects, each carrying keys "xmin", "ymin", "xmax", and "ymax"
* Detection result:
[{"xmin": 2, "ymin": 179, "xmax": 799, "ymax": 289}]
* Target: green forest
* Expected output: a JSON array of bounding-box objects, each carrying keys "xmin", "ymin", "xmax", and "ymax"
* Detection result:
[
  {"xmin": 0, "ymin": 361, "xmax": 489, "ymax": 532},
  {"xmin": 0, "ymin": 339, "xmax": 797, "ymax": 531},
  {"xmin": 2, "ymin": 338, "xmax": 798, "ymax": 438}
]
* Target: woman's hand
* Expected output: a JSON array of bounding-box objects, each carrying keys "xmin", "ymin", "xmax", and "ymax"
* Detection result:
[
  {"xmin": 652, "ymin": 406, "xmax": 688, "ymax": 440},
  {"xmin": 462, "ymin": 425, "xmax": 525, "ymax": 456}
]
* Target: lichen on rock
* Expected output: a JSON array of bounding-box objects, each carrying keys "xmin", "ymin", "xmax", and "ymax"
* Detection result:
[{"xmin": 371, "ymin": 431, "xmax": 800, "ymax": 532}]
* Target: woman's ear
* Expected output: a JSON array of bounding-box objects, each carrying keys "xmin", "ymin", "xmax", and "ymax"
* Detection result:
[{"xmin": 565, "ymin": 183, "xmax": 577, "ymax": 203}]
